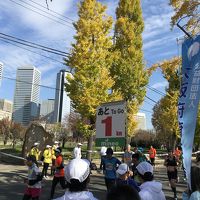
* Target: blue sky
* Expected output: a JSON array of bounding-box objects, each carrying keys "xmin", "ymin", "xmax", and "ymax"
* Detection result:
[{"xmin": 0, "ymin": 0, "xmax": 183, "ymax": 129}]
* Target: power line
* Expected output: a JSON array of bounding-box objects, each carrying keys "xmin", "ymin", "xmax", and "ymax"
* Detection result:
[
  {"xmin": 9, "ymin": 0, "xmax": 74, "ymax": 29},
  {"xmin": 139, "ymin": 108, "xmax": 153, "ymax": 114},
  {"xmin": 144, "ymin": 100, "xmax": 155, "ymax": 107},
  {"xmin": 146, "ymin": 85, "xmax": 165, "ymax": 96},
  {"xmin": 145, "ymin": 95, "xmax": 158, "ymax": 104},
  {"xmin": 0, "ymin": 32, "xmax": 70, "ymax": 56},
  {"xmin": 2, "ymin": 74, "xmax": 158, "ymax": 111},
  {"xmin": 0, "ymin": 32, "xmax": 69, "ymax": 55},
  {"xmin": 28, "ymin": 0, "xmax": 75, "ymax": 22},
  {"xmin": 2, "ymin": 75, "xmax": 66, "ymax": 91},
  {"xmin": 18, "ymin": 0, "xmax": 74, "ymax": 26},
  {"xmin": 144, "ymin": 59, "xmax": 167, "ymax": 96},
  {"xmin": 0, "ymin": 35, "xmax": 67, "ymax": 57},
  {"xmin": 0, "ymin": 35, "xmax": 69, "ymax": 57},
  {"xmin": 0, "ymin": 39, "xmax": 65, "ymax": 65}
]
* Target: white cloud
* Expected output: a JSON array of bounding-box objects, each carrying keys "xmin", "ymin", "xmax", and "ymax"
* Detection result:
[
  {"xmin": 143, "ymin": 36, "xmax": 175, "ymax": 50},
  {"xmin": 151, "ymin": 81, "xmax": 168, "ymax": 89},
  {"xmin": 0, "ymin": 0, "xmax": 78, "ymax": 87},
  {"xmin": 0, "ymin": 0, "xmax": 76, "ymax": 41},
  {"xmin": 0, "ymin": 42, "xmax": 38, "ymax": 73},
  {"xmin": 143, "ymin": 13, "xmax": 174, "ymax": 41}
]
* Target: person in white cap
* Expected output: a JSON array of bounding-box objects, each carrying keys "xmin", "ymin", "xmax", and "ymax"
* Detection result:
[
  {"xmin": 42, "ymin": 145, "xmax": 52, "ymax": 179},
  {"xmin": 100, "ymin": 146, "xmax": 107, "ymax": 170},
  {"xmin": 53, "ymin": 158, "xmax": 98, "ymax": 200},
  {"xmin": 136, "ymin": 161, "xmax": 166, "ymax": 200},
  {"xmin": 29, "ymin": 142, "xmax": 41, "ymax": 161},
  {"xmin": 116, "ymin": 163, "xmax": 140, "ymax": 192},
  {"xmin": 73, "ymin": 143, "xmax": 82, "ymax": 159}
]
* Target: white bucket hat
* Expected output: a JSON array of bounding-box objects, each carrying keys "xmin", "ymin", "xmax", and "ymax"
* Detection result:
[
  {"xmin": 77, "ymin": 143, "xmax": 83, "ymax": 146},
  {"xmin": 136, "ymin": 161, "xmax": 153, "ymax": 175},
  {"xmin": 65, "ymin": 159, "xmax": 90, "ymax": 183},
  {"xmin": 116, "ymin": 163, "xmax": 129, "ymax": 175},
  {"xmin": 54, "ymin": 141, "xmax": 59, "ymax": 144},
  {"xmin": 33, "ymin": 142, "xmax": 39, "ymax": 146},
  {"xmin": 100, "ymin": 146, "xmax": 107, "ymax": 156},
  {"xmin": 46, "ymin": 145, "xmax": 52, "ymax": 148}
]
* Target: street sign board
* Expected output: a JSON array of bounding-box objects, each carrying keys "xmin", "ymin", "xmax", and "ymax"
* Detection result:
[{"xmin": 95, "ymin": 100, "xmax": 126, "ymax": 147}]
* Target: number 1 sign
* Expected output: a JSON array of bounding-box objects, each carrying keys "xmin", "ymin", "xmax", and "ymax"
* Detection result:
[{"xmin": 95, "ymin": 100, "xmax": 126, "ymax": 147}]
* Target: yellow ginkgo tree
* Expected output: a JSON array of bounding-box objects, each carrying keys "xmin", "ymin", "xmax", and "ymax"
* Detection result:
[
  {"xmin": 152, "ymin": 57, "xmax": 181, "ymax": 149},
  {"xmin": 111, "ymin": 0, "xmax": 149, "ymax": 139},
  {"xmin": 169, "ymin": 0, "xmax": 200, "ymax": 35},
  {"xmin": 65, "ymin": 0, "xmax": 121, "ymax": 158}
]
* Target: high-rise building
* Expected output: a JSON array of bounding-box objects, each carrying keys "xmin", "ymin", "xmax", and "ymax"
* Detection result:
[
  {"xmin": 135, "ymin": 112, "xmax": 147, "ymax": 130},
  {"xmin": 54, "ymin": 70, "xmax": 72, "ymax": 123},
  {"xmin": 12, "ymin": 66, "xmax": 41, "ymax": 126},
  {"xmin": 40, "ymin": 99, "xmax": 55, "ymax": 123},
  {"xmin": 0, "ymin": 62, "xmax": 3, "ymax": 87},
  {"xmin": 0, "ymin": 99, "xmax": 13, "ymax": 120}
]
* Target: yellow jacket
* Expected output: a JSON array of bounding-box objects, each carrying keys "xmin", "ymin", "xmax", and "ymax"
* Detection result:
[
  {"xmin": 52, "ymin": 145, "xmax": 56, "ymax": 160},
  {"xmin": 43, "ymin": 149, "xmax": 52, "ymax": 164},
  {"xmin": 29, "ymin": 147, "xmax": 40, "ymax": 161}
]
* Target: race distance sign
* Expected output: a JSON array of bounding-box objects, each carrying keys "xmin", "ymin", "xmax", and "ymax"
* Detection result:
[{"xmin": 95, "ymin": 100, "xmax": 126, "ymax": 147}]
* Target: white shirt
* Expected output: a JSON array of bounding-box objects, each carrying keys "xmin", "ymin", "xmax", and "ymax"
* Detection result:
[
  {"xmin": 73, "ymin": 146, "xmax": 81, "ymax": 159},
  {"xmin": 27, "ymin": 163, "xmax": 41, "ymax": 188},
  {"xmin": 53, "ymin": 191, "xmax": 98, "ymax": 200},
  {"xmin": 139, "ymin": 181, "xmax": 166, "ymax": 200}
]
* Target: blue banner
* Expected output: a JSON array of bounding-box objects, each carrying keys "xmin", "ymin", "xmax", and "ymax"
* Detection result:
[{"xmin": 178, "ymin": 35, "xmax": 200, "ymax": 188}]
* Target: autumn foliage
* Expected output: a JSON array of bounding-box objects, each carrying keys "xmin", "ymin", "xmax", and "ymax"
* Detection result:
[{"xmin": 170, "ymin": 0, "xmax": 200, "ymax": 35}]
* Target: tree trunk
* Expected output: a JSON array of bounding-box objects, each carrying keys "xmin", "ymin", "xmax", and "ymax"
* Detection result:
[
  {"xmin": 86, "ymin": 135, "xmax": 93, "ymax": 161},
  {"xmin": 12, "ymin": 139, "xmax": 16, "ymax": 149},
  {"xmin": 62, "ymin": 138, "xmax": 66, "ymax": 148},
  {"xmin": 3, "ymin": 137, "xmax": 7, "ymax": 146},
  {"xmin": 171, "ymin": 133, "xmax": 177, "ymax": 151}
]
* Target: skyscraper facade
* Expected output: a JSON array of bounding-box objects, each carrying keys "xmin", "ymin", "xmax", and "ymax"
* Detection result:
[
  {"xmin": 0, "ymin": 62, "xmax": 3, "ymax": 87},
  {"xmin": 12, "ymin": 66, "xmax": 41, "ymax": 126},
  {"xmin": 54, "ymin": 70, "xmax": 72, "ymax": 123},
  {"xmin": 40, "ymin": 99, "xmax": 55, "ymax": 123},
  {"xmin": 135, "ymin": 112, "xmax": 147, "ymax": 130}
]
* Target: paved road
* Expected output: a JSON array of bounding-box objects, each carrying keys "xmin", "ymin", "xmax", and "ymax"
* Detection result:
[{"xmin": 0, "ymin": 161, "xmax": 187, "ymax": 200}]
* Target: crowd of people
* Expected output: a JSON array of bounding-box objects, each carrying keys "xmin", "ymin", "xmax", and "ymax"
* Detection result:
[{"xmin": 22, "ymin": 143, "xmax": 200, "ymax": 200}]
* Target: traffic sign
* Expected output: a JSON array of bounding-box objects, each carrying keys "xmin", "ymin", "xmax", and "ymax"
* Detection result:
[{"xmin": 95, "ymin": 100, "xmax": 126, "ymax": 147}]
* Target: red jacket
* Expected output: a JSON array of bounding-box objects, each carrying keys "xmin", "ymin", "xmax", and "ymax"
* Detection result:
[
  {"xmin": 54, "ymin": 155, "xmax": 64, "ymax": 177},
  {"xmin": 149, "ymin": 148, "xmax": 156, "ymax": 158}
]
